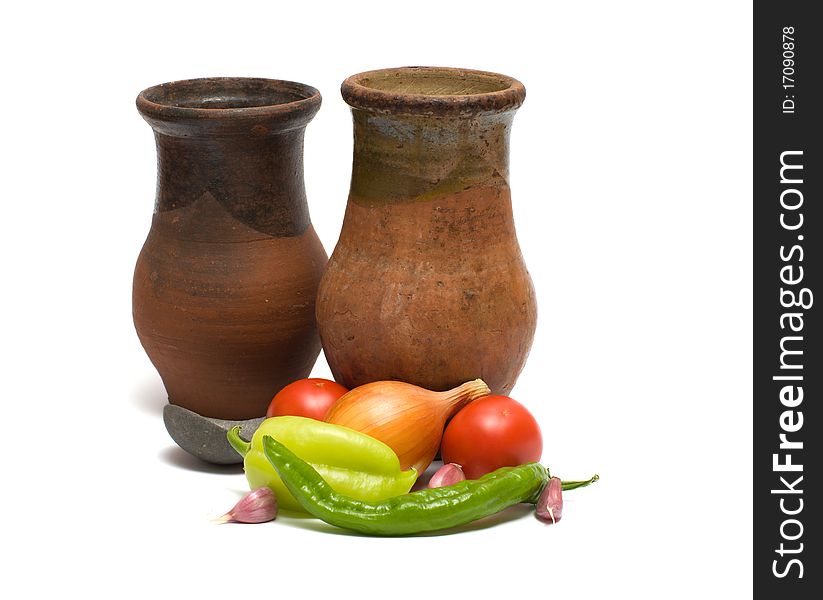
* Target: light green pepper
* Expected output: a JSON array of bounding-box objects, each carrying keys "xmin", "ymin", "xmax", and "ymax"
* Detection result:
[{"xmin": 228, "ymin": 416, "xmax": 417, "ymax": 512}]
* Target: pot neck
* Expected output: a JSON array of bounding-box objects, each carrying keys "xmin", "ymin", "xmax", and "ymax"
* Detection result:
[
  {"xmin": 348, "ymin": 109, "xmax": 515, "ymax": 207},
  {"xmin": 152, "ymin": 128, "xmax": 310, "ymax": 237}
]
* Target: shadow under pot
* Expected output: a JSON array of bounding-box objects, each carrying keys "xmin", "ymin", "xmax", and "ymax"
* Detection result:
[
  {"xmin": 317, "ymin": 67, "xmax": 537, "ymax": 395},
  {"xmin": 133, "ymin": 77, "xmax": 327, "ymax": 461}
]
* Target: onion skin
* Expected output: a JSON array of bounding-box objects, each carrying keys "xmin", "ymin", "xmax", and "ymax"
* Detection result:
[{"xmin": 324, "ymin": 379, "xmax": 490, "ymax": 473}]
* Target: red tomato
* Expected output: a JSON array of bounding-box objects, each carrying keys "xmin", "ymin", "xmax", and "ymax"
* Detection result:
[
  {"xmin": 266, "ymin": 378, "xmax": 349, "ymax": 420},
  {"xmin": 441, "ymin": 395, "xmax": 543, "ymax": 479}
]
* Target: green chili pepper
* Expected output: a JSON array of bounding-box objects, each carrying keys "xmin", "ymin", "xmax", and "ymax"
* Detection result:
[
  {"xmin": 261, "ymin": 434, "xmax": 598, "ymax": 536},
  {"xmin": 228, "ymin": 417, "xmax": 417, "ymax": 512}
]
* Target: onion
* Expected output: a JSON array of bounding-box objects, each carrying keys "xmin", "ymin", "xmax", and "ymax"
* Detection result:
[{"xmin": 324, "ymin": 379, "xmax": 490, "ymax": 474}]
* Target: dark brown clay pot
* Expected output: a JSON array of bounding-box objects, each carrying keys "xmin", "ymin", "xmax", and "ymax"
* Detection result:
[
  {"xmin": 134, "ymin": 77, "xmax": 327, "ymax": 420},
  {"xmin": 316, "ymin": 67, "xmax": 537, "ymax": 394}
]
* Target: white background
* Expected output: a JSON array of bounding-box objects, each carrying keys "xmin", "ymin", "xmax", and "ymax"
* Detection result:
[{"xmin": 2, "ymin": 1, "xmax": 752, "ymax": 598}]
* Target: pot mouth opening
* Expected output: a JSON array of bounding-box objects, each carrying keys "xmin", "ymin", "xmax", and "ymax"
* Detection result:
[
  {"xmin": 137, "ymin": 77, "xmax": 321, "ymax": 120},
  {"xmin": 342, "ymin": 67, "xmax": 525, "ymax": 115}
]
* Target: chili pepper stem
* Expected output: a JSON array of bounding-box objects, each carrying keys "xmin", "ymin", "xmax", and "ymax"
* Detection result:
[
  {"xmin": 561, "ymin": 474, "xmax": 600, "ymax": 491},
  {"xmin": 227, "ymin": 426, "xmax": 251, "ymax": 457}
]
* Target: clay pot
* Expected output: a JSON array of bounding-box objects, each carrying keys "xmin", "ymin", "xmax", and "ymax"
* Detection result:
[
  {"xmin": 316, "ymin": 67, "xmax": 537, "ymax": 394},
  {"xmin": 134, "ymin": 77, "xmax": 327, "ymax": 420}
]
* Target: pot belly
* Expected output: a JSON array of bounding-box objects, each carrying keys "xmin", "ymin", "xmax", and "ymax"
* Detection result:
[
  {"xmin": 134, "ymin": 219, "xmax": 327, "ymax": 420},
  {"xmin": 317, "ymin": 186, "xmax": 537, "ymax": 393}
]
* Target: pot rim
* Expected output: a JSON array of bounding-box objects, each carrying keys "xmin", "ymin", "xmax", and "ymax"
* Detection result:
[
  {"xmin": 341, "ymin": 66, "xmax": 525, "ymax": 116},
  {"xmin": 136, "ymin": 76, "xmax": 321, "ymax": 123}
]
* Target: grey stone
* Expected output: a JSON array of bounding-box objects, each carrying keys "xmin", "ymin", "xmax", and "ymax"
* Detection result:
[{"xmin": 163, "ymin": 403, "xmax": 265, "ymax": 464}]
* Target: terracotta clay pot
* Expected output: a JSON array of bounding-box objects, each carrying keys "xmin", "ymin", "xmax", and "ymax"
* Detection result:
[
  {"xmin": 316, "ymin": 67, "xmax": 537, "ymax": 394},
  {"xmin": 134, "ymin": 77, "xmax": 327, "ymax": 420}
]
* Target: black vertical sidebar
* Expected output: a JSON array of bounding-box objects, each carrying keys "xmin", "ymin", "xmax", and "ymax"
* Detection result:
[{"xmin": 754, "ymin": 2, "xmax": 820, "ymax": 598}]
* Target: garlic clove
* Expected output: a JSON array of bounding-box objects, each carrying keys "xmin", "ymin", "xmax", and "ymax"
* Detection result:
[
  {"xmin": 215, "ymin": 487, "xmax": 278, "ymax": 524},
  {"xmin": 428, "ymin": 463, "xmax": 466, "ymax": 488},
  {"xmin": 535, "ymin": 476, "xmax": 563, "ymax": 524}
]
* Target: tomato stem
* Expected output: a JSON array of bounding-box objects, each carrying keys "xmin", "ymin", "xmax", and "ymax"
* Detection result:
[{"xmin": 561, "ymin": 474, "xmax": 599, "ymax": 491}]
